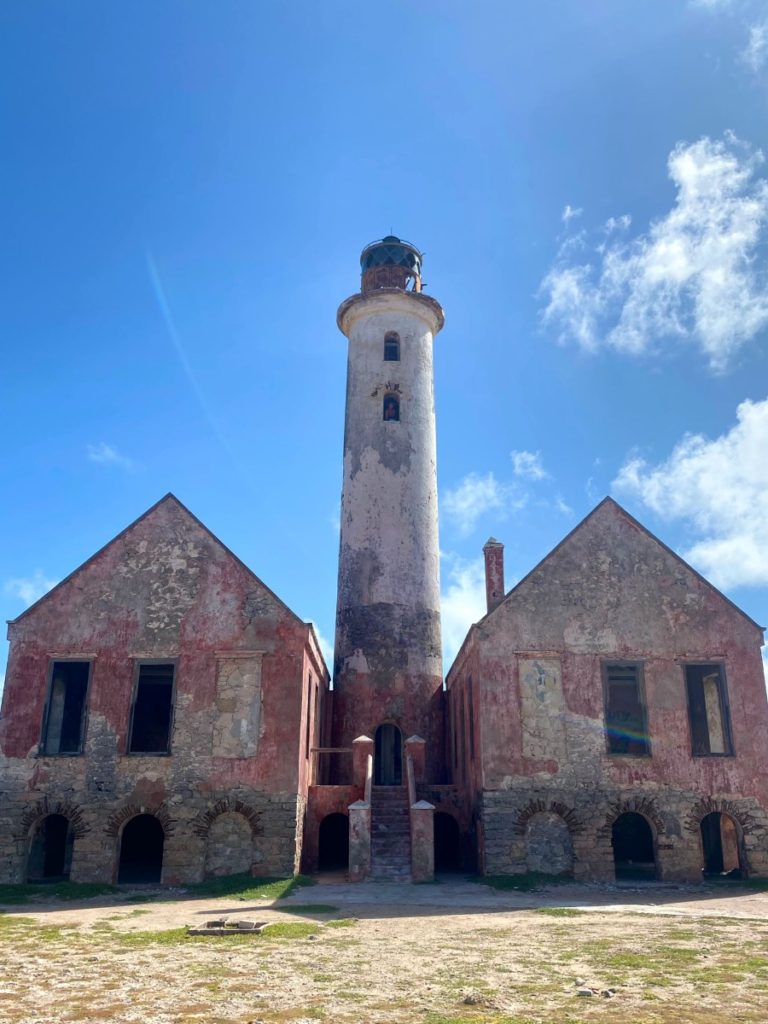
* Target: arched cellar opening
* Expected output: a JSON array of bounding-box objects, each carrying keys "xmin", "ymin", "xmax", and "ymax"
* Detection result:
[
  {"xmin": 525, "ymin": 811, "xmax": 574, "ymax": 877},
  {"xmin": 700, "ymin": 812, "xmax": 744, "ymax": 879},
  {"xmin": 374, "ymin": 723, "xmax": 402, "ymax": 786},
  {"xmin": 611, "ymin": 812, "xmax": 657, "ymax": 880},
  {"xmin": 318, "ymin": 813, "xmax": 349, "ymax": 872},
  {"xmin": 204, "ymin": 812, "xmax": 253, "ymax": 879},
  {"xmin": 118, "ymin": 814, "xmax": 164, "ymax": 884},
  {"xmin": 434, "ymin": 812, "xmax": 461, "ymax": 872},
  {"xmin": 27, "ymin": 814, "xmax": 74, "ymax": 881}
]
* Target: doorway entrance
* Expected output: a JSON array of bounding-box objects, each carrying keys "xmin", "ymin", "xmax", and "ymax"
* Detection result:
[
  {"xmin": 374, "ymin": 723, "xmax": 402, "ymax": 785},
  {"xmin": 701, "ymin": 812, "xmax": 743, "ymax": 878},
  {"xmin": 434, "ymin": 812, "xmax": 461, "ymax": 872},
  {"xmin": 611, "ymin": 812, "xmax": 657, "ymax": 880},
  {"xmin": 27, "ymin": 814, "xmax": 74, "ymax": 881},
  {"xmin": 118, "ymin": 814, "xmax": 164, "ymax": 884},
  {"xmin": 318, "ymin": 813, "xmax": 349, "ymax": 872}
]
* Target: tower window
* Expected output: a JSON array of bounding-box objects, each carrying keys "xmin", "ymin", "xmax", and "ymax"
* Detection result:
[
  {"xmin": 384, "ymin": 333, "xmax": 400, "ymax": 361},
  {"xmin": 383, "ymin": 394, "xmax": 400, "ymax": 421}
]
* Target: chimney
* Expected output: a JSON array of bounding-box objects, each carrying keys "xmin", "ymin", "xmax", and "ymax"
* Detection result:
[{"xmin": 483, "ymin": 538, "xmax": 505, "ymax": 613}]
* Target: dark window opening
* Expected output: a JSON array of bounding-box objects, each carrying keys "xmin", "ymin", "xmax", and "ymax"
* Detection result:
[
  {"xmin": 604, "ymin": 662, "xmax": 650, "ymax": 756},
  {"xmin": 434, "ymin": 812, "xmax": 461, "ymax": 872},
  {"xmin": 685, "ymin": 664, "xmax": 732, "ymax": 755},
  {"xmin": 700, "ymin": 812, "xmax": 743, "ymax": 878},
  {"xmin": 41, "ymin": 661, "xmax": 90, "ymax": 754},
  {"xmin": 611, "ymin": 812, "xmax": 656, "ymax": 880},
  {"xmin": 384, "ymin": 332, "xmax": 400, "ymax": 361},
  {"xmin": 383, "ymin": 394, "xmax": 400, "ymax": 421},
  {"xmin": 118, "ymin": 814, "xmax": 164, "ymax": 883},
  {"xmin": 318, "ymin": 813, "xmax": 349, "ymax": 872},
  {"xmin": 129, "ymin": 663, "xmax": 174, "ymax": 754},
  {"xmin": 374, "ymin": 723, "xmax": 402, "ymax": 785},
  {"xmin": 27, "ymin": 815, "xmax": 74, "ymax": 881}
]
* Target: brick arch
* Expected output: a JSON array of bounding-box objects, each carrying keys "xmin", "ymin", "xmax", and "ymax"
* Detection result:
[
  {"xmin": 513, "ymin": 799, "xmax": 584, "ymax": 837},
  {"xmin": 105, "ymin": 803, "xmax": 174, "ymax": 838},
  {"xmin": 192, "ymin": 799, "xmax": 262, "ymax": 840},
  {"xmin": 684, "ymin": 797, "xmax": 757, "ymax": 835},
  {"xmin": 15, "ymin": 799, "xmax": 90, "ymax": 840},
  {"xmin": 601, "ymin": 796, "xmax": 665, "ymax": 836}
]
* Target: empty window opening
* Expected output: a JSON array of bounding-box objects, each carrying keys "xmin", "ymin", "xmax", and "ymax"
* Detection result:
[
  {"xmin": 118, "ymin": 814, "xmax": 164, "ymax": 884},
  {"xmin": 434, "ymin": 812, "xmax": 461, "ymax": 872},
  {"xmin": 604, "ymin": 662, "xmax": 650, "ymax": 756},
  {"xmin": 27, "ymin": 815, "xmax": 74, "ymax": 881},
  {"xmin": 383, "ymin": 394, "xmax": 400, "ymax": 421},
  {"xmin": 700, "ymin": 812, "xmax": 743, "ymax": 879},
  {"xmin": 685, "ymin": 664, "xmax": 732, "ymax": 755},
  {"xmin": 525, "ymin": 811, "xmax": 574, "ymax": 877},
  {"xmin": 374, "ymin": 723, "xmax": 402, "ymax": 785},
  {"xmin": 611, "ymin": 812, "xmax": 656, "ymax": 880},
  {"xmin": 41, "ymin": 661, "xmax": 90, "ymax": 754},
  {"xmin": 318, "ymin": 813, "xmax": 349, "ymax": 872},
  {"xmin": 129, "ymin": 663, "xmax": 175, "ymax": 754},
  {"xmin": 384, "ymin": 332, "xmax": 400, "ymax": 361}
]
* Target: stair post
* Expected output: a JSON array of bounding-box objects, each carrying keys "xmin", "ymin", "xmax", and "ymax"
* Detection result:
[
  {"xmin": 406, "ymin": 750, "xmax": 434, "ymax": 882},
  {"xmin": 348, "ymin": 751, "xmax": 372, "ymax": 881}
]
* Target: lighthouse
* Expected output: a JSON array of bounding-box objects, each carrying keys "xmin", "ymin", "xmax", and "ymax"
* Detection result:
[{"xmin": 332, "ymin": 236, "xmax": 445, "ymax": 784}]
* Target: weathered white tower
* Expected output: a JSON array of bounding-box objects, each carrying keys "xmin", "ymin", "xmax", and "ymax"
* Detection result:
[{"xmin": 332, "ymin": 237, "xmax": 445, "ymax": 783}]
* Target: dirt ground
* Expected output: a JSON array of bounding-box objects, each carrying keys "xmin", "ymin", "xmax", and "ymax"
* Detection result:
[{"xmin": 2, "ymin": 876, "xmax": 768, "ymax": 1024}]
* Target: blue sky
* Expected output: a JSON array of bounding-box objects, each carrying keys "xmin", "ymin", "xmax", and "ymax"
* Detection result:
[{"xmin": 2, "ymin": 0, "xmax": 768, "ymax": 692}]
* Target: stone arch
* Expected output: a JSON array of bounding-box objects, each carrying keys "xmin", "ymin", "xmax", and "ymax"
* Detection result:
[
  {"xmin": 192, "ymin": 798, "xmax": 262, "ymax": 840},
  {"xmin": 684, "ymin": 797, "xmax": 757, "ymax": 836},
  {"xmin": 117, "ymin": 813, "xmax": 165, "ymax": 884},
  {"xmin": 601, "ymin": 796, "xmax": 665, "ymax": 838},
  {"xmin": 16, "ymin": 798, "xmax": 89, "ymax": 841},
  {"xmin": 611, "ymin": 812, "xmax": 658, "ymax": 880},
  {"xmin": 106, "ymin": 803, "xmax": 174, "ymax": 839},
  {"xmin": 513, "ymin": 799, "xmax": 584, "ymax": 837}
]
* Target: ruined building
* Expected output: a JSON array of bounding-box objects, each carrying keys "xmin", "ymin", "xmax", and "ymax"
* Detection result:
[{"xmin": 2, "ymin": 237, "xmax": 767, "ymax": 885}]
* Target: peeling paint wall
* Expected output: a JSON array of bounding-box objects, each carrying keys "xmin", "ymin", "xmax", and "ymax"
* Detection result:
[
  {"xmin": 448, "ymin": 500, "xmax": 768, "ymax": 881},
  {"xmin": 0, "ymin": 496, "xmax": 330, "ymax": 884}
]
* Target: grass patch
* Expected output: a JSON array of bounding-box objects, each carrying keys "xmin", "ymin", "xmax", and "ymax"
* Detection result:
[
  {"xmin": 0, "ymin": 882, "xmax": 115, "ymax": 905},
  {"xmin": 535, "ymin": 907, "xmax": 587, "ymax": 917},
  {"xmin": 476, "ymin": 872, "xmax": 573, "ymax": 892},
  {"xmin": 279, "ymin": 903, "xmax": 338, "ymax": 914},
  {"xmin": 325, "ymin": 918, "xmax": 356, "ymax": 928},
  {"xmin": 186, "ymin": 873, "xmax": 314, "ymax": 901}
]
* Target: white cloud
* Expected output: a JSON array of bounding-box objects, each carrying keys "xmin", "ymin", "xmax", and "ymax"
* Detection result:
[
  {"xmin": 614, "ymin": 396, "xmax": 768, "ymax": 589},
  {"xmin": 562, "ymin": 204, "xmax": 583, "ymax": 223},
  {"xmin": 442, "ymin": 471, "xmax": 526, "ymax": 537},
  {"xmin": 440, "ymin": 554, "xmax": 488, "ymax": 668},
  {"xmin": 5, "ymin": 571, "xmax": 59, "ymax": 608},
  {"xmin": 555, "ymin": 495, "xmax": 574, "ymax": 516},
  {"xmin": 511, "ymin": 450, "xmax": 548, "ymax": 481},
  {"xmin": 690, "ymin": 0, "xmax": 735, "ymax": 9},
  {"xmin": 540, "ymin": 134, "xmax": 768, "ymax": 372},
  {"xmin": 87, "ymin": 442, "xmax": 135, "ymax": 470},
  {"xmin": 742, "ymin": 21, "xmax": 768, "ymax": 71}
]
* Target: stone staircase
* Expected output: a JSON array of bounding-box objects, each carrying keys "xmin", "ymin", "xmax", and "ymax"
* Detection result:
[{"xmin": 370, "ymin": 785, "xmax": 411, "ymax": 881}]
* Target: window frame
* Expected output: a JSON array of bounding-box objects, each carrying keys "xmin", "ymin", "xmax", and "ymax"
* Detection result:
[
  {"xmin": 126, "ymin": 659, "xmax": 177, "ymax": 756},
  {"xmin": 602, "ymin": 659, "xmax": 651, "ymax": 758},
  {"xmin": 39, "ymin": 658, "xmax": 93, "ymax": 757},
  {"xmin": 383, "ymin": 332, "xmax": 400, "ymax": 362},
  {"xmin": 382, "ymin": 393, "xmax": 400, "ymax": 422},
  {"xmin": 683, "ymin": 661, "xmax": 734, "ymax": 758}
]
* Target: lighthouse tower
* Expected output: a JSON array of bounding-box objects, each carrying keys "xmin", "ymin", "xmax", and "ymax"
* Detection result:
[{"xmin": 332, "ymin": 236, "xmax": 445, "ymax": 784}]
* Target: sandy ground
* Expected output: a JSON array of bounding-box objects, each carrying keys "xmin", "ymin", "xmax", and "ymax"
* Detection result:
[{"xmin": 2, "ymin": 877, "xmax": 768, "ymax": 1023}]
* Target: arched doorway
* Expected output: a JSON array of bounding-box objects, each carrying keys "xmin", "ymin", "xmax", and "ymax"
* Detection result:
[
  {"xmin": 374, "ymin": 723, "xmax": 402, "ymax": 785},
  {"xmin": 434, "ymin": 812, "xmax": 461, "ymax": 872},
  {"xmin": 525, "ymin": 811, "xmax": 574, "ymax": 877},
  {"xmin": 318, "ymin": 813, "xmax": 349, "ymax": 872},
  {"xmin": 27, "ymin": 814, "xmax": 74, "ymax": 881},
  {"xmin": 611, "ymin": 812, "xmax": 657, "ymax": 880},
  {"xmin": 118, "ymin": 814, "xmax": 164, "ymax": 884},
  {"xmin": 204, "ymin": 812, "xmax": 254, "ymax": 878},
  {"xmin": 700, "ymin": 812, "xmax": 743, "ymax": 878}
]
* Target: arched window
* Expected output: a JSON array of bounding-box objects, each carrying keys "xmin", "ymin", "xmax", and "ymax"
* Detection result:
[
  {"xmin": 383, "ymin": 394, "xmax": 400, "ymax": 421},
  {"xmin": 384, "ymin": 332, "xmax": 400, "ymax": 361}
]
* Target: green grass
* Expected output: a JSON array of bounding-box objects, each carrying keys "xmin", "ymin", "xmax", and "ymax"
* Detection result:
[
  {"xmin": 476, "ymin": 872, "xmax": 573, "ymax": 892},
  {"xmin": 535, "ymin": 907, "xmax": 587, "ymax": 917},
  {"xmin": 0, "ymin": 881, "xmax": 115, "ymax": 905},
  {"xmin": 186, "ymin": 873, "xmax": 315, "ymax": 901},
  {"xmin": 325, "ymin": 918, "xmax": 356, "ymax": 928}
]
